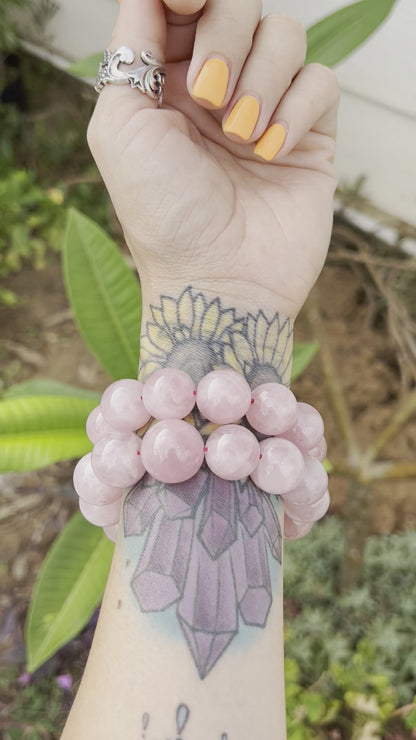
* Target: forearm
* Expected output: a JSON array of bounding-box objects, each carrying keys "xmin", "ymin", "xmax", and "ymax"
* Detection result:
[{"xmin": 62, "ymin": 285, "xmax": 293, "ymax": 740}]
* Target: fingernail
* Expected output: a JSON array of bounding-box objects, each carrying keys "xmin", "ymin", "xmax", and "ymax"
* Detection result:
[
  {"xmin": 192, "ymin": 58, "xmax": 229, "ymax": 107},
  {"xmin": 223, "ymin": 96, "xmax": 260, "ymax": 140},
  {"xmin": 254, "ymin": 123, "xmax": 286, "ymax": 161}
]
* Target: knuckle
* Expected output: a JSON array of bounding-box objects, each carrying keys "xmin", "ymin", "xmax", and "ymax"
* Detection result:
[
  {"xmin": 263, "ymin": 12, "xmax": 307, "ymax": 48},
  {"xmin": 251, "ymin": 0, "xmax": 263, "ymax": 21},
  {"xmin": 307, "ymin": 63, "xmax": 340, "ymax": 102},
  {"xmin": 221, "ymin": 14, "xmax": 255, "ymax": 44},
  {"xmin": 86, "ymin": 115, "xmax": 98, "ymax": 154},
  {"xmin": 86, "ymin": 111, "xmax": 102, "ymax": 157},
  {"xmin": 226, "ymin": 0, "xmax": 261, "ymax": 26},
  {"xmin": 86, "ymin": 103, "xmax": 114, "ymax": 160}
]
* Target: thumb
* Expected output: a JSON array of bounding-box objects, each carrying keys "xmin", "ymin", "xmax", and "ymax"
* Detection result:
[
  {"xmin": 163, "ymin": 0, "xmax": 205, "ymax": 13},
  {"xmin": 96, "ymin": 0, "xmax": 167, "ymax": 114}
]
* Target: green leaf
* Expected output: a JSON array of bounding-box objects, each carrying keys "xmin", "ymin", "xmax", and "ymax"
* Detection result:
[
  {"xmin": 323, "ymin": 457, "xmax": 333, "ymax": 473},
  {"xmin": 404, "ymin": 700, "xmax": 416, "ymax": 730},
  {"xmin": 26, "ymin": 513, "xmax": 113, "ymax": 672},
  {"xmin": 67, "ymin": 53, "xmax": 102, "ymax": 79},
  {"xmin": 63, "ymin": 209, "xmax": 141, "ymax": 380},
  {"xmin": 306, "ymin": 0, "xmax": 397, "ymax": 67},
  {"xmin": 291, "ymin": 342, "xmax": 319, "ymax": 381},
  {"xmin": 3, "ymin": 378, "xmax": 100, "ymax": 401},
  {"xmin": 0, "ymin": 395, "xmax": 94, "ymax": 472}
]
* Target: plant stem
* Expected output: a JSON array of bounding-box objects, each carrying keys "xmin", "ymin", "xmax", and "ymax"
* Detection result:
[
  {"xmin": 364, "ymin": 388, "xmax": 416, "ymax": 463},
  {"xmin": 305, "ymin": 290, "xmax": 360, "ymax": 463},
  {"xmin": 330, "ymin": 460, "xmax": 416, "ymax": 482},
  {"xmin": 373, "ymin": 461, "xmax": 416, "ymax": 480},
  {"xmin": 339, "ymin": 479, "xmax": 373, "ymax": 592}
]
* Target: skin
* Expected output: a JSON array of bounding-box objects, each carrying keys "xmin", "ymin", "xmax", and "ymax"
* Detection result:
[
  {"xmin": 88, "ymin": 0, "xmax": 339, "ymax": 318},
  {"xmin": 62, "ymin": 1, "xmax": 339, "ymax": 737}
]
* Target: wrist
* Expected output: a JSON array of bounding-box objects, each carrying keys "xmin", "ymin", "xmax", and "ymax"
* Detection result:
[{"xmin": 138, "ymin": 284, "xmax": 294, "ymax": 386}]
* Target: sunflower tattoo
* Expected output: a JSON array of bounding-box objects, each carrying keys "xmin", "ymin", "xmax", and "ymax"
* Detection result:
[{"xmin": 139, "ymin": 286, "xmax": 293, "ymax": 385}]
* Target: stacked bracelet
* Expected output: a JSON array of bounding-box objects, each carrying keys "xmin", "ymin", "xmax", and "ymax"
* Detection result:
[{"xmin": 73, "ymin": 368, "xmax": 329, "ymax": 542}]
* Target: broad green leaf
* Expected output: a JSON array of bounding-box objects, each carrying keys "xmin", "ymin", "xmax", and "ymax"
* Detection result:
[
  {"xmin": 0, "ymin": 395, "xmax": 94, "ymax": 472},
  {"xmin": 67, "ymin": 53, "xmax": 102, "ymax": 79},
  {"xmin": 63, "ymin": 209, "xmax": 141, "ymax": 380},
  {"xmin": 26, "ymin": 513, "xmax": 113, "ymax": 673},
  {"xmin": 306, "ymin": 0, "xmax": 397, "ymax": 67},
  {"xmin": 291, "ymin": 342, "xmax": 319, "ymax": 381},
  {"xmin": 3, "ymin": 378, "xmax": 100, "ymax": 401}
]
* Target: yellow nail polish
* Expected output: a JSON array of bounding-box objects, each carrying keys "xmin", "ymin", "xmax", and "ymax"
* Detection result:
[
  {"xmin": 223, "ymin": 96, "xmax": 260, "ymax": 140},
  {"xmin": 192, "ymin": 59, "xmax": 229, "ymax": 107},
  {"xmin": 254, "ymin": 124, "xmax": 286, "ymax": 161}
]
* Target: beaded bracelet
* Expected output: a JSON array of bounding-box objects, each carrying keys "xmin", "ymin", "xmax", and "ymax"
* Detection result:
[{"xmin": 73, "ymin": 368, "xmax": 329, "ymax": 543}]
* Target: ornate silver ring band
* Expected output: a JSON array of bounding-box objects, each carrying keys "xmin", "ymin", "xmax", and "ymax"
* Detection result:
[{"xmin": 95, "ymin": 46, "xmax": 166, "ymax": 107}]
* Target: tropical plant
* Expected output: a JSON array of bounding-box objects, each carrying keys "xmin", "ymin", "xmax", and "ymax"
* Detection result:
[{"xmin": 0, "ymin": 0, "xmax": 399, "ymax": 678}]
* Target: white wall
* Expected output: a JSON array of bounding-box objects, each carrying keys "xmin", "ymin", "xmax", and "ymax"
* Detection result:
[
  {"xmin": 263, "ymin": 0, "xmax": 416, "ymax": 225},
  {"xmin": 29, "ymin": 0, "xmax": 416, "ymax": 225}
]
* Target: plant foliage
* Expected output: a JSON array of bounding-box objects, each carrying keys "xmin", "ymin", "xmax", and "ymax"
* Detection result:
[
  {"xmin": 306, "ymin": 0, "xmax": 397, "ymax": 67},
  {"xmin": 284, "ymin": 518, "xmax": 416, "ymax": 705},
  {"xmin": 26, "ymin": 513, "xmax": 114, "ymax": 673},
  {"xmin": 63, "ymin": 209, "xmax": 142, "ymax": 381},
  {"xmin": 0, "ymin": 169, "xmax": 65, "ymax": 304},
  {"xmin": 0, "ymin": 666, "xmax": 67, "ymax": 740},
  {"xmin": 0, "ymin": 395, "xmax": 95, "ymax": 472},
  {"xmin": 2, "ymin": 379, "xmax": 100, "ymax": 400},
  {"xmin": 291, "ymin": 343, "xmax": 318, "ymax": 381}
]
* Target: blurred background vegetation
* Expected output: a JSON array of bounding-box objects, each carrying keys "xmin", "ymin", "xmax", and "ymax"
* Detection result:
[{"xmin": 0, "ymin": 1, "xmax": 415, "ymax": 738}]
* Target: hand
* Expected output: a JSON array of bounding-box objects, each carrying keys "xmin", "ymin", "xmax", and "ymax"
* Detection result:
[{"xmin": 88, "ymin": 0, "xmax": 339, "ymax": 317}]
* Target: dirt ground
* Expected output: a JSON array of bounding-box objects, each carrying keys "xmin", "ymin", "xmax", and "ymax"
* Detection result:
[{"xmin": 0, "ymin": 238, "xmax": 415, "ymax": 678}]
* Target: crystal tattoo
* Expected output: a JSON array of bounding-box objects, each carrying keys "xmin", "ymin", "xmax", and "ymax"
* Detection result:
[{"xmin": 123, "ymin": 287, "xmax": 293, "ymax": 679}]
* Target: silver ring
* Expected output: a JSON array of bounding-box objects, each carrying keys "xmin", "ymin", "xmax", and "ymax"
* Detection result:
[{"xmin": 95, "ymin": 46, "xmax": 166, "ymax": 107}]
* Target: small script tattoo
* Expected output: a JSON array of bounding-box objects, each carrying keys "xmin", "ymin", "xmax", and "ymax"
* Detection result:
[
  {"xmin": 141, "ymin": 704, "xmax": 228, "ymax": 739},
  {"xmin": 124, "ymin": 287, "xmax": 291, "ymax": 678}
]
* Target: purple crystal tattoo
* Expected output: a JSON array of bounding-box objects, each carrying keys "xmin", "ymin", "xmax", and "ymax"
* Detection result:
[
  {"xmin": 125, "ymin": 475, "xmax": 280, "ymax": 678},
  {"xmin": 124, "ymin": 287, "xmax": 292, "ymax": 679}
]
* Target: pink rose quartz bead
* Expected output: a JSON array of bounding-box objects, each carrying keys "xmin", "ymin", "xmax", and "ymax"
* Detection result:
[
  {"xmin": 284, "ymin": 515, "xmax": 313, "ymax": 541},
  {"xmin": 141, "ymin": 419, "xmax": 204, "ymax": 484},
  {"xmin": 246, "ymin": 382, "xmax": 297, "ymax": 435},
  {"xmin": 100, "ymin": 379, "xmax": 151, "ymax": 431},
  {"xmin": 308, "ymin": 436, "xmax": 327, "ymax": 462},
  {"xmin": 279, "ymin": 402, "xmax": 324, "ymax": 453},
  {"xmin": 91, "ymin": 433, "xmax": 146, "ymax": 487},
  {"xmin": 284, "ymin": 490, "xmax": 330, "ymax": 524},
  {"xmin": 73, "ymin": 453, "xmax": 124, "ymax": 505},
  {"xmin": 281, "ymin": 455, "xmax": 328, "ymax": 506},
  {"xmin": 86, "ymin": 406, "xmax": 121, "ymax": 444},
  {"xmin": 196, "ymin": 369, "xmax": 252, "ymax": 424},
  {"xmin": 79, "ymin": 497, "xmax": 122, "ymax": 527},
  {"xmin": 205, "ymin": 425, "xmax": 260, "ymax": 481},
  {"xmin": 142, "ymin": 368, "xmax": 196, "ymax": 420},
  {"xmin": 250, "ymin": 437, "xmax": 304, "ymax": 495},
  {"xmin": 103, "ymin": 523, "xmax": 118, "ymax": 543}
]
